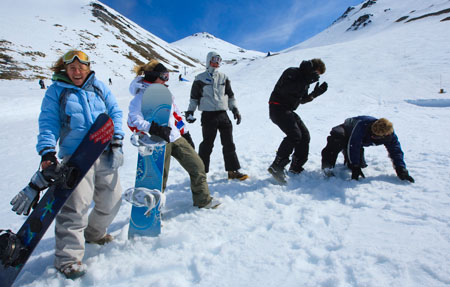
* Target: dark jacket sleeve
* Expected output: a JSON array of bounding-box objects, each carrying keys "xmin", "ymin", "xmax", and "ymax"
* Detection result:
[
  {"xmin": 384, "ymin": 133, "xmax": 406, "ymax": 168},
  {"xmin": 269, "ymin": 68, "xmax": 310, "ymax": 110},
  {"xmin": 225, "ymin": 78, "xmax": 234, "ymax": 98},
  {"xmin": 190, "ymin": 79, "xmax": 205, "ymax": 100}
]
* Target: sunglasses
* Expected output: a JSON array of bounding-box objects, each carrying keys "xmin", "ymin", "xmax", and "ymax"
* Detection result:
[
  {"xmin": 63, "ymin": 50, "xmax": 90, "ymax": 65},
  {"xmin": 159, "ymin": 72, "xmax": 169, "ymax": 81},
  {"xmin": 210, "ymin": 55, "xmax": 222, "ymax": 64}
]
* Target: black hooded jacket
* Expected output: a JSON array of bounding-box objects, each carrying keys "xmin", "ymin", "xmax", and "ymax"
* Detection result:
[{"xmin": 269, "ymin": 60, "xmax": 318, "ymax": 110}]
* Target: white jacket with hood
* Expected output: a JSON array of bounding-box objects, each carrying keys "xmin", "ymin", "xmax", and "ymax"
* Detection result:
[
  {"xmin": 187, "ymin": 51, "xmax": 238, "ymax": 112},
  {"xmin": 127, "ymin": 76, "xmax": 186, "ymax": 143}
]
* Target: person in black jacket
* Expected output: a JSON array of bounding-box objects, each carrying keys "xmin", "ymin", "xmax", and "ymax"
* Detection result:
[
  {"xmin": 321, "ymin": 116, "xmax": 414, "ymax": 182},
  {"xmin": 268, "ymin": 58, "xmax": 328, "ymax": 183}
]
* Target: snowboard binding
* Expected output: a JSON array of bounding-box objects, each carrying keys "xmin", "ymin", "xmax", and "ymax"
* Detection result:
[
  {"xmin": 130, "ymin": 131, "xmax": 165, "ymax": 156},
  {"xmin": 40, "ymin": 163, "xmax": 80, "ymax": 190},
  {"xmin": 0, "ymin": 230, "xmax": 28, "ymax": 268},
  {"xmin": 123, "ymin": 187, "xmax": 166, "ymax": 216}
]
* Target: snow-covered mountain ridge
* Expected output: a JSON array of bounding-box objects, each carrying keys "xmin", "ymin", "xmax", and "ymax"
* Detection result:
[
  {"xmin": 0, "ymin": 0, "xmax": 202, "ymax": 81},
  {"xmin": 172, "ymin": 32, "xmax": 265, "ymax": 64},
  {"xmin": 287, "ymin": 0, "xmax": 450, "ymax": 50}
]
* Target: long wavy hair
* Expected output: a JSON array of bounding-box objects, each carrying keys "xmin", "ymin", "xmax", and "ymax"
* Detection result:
[{"xmin": 133, "ymin": 59, "xmax": 160, "ymax": 76}]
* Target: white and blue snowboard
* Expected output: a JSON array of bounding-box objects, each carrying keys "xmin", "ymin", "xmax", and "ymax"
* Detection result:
[{"xmin": 128, "ymin": 84, "xmax": 172, "ymax": 238}]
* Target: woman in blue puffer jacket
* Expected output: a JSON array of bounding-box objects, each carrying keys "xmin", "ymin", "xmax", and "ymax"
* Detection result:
[{"xmin": 17, "ymin": 50, "xmax": 124, "ymax": 279}]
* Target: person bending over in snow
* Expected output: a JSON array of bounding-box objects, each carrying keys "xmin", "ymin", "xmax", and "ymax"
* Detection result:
[
  {"xmin": 268, "ymin": 58, "xmax": 328, "ymax": 183},
  {"xmin": 321, "ymin": 116, "xmax": 414, "ymax": 182},
  {"xmin": 185, "ymin": 51, "xmax": 248, "ymax": 181},
  {"xmin": 127, "ymin": 59, "xmax": 220, "ymax": 209}
]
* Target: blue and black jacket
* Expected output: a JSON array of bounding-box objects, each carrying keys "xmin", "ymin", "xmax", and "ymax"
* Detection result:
[{"xmin": 343, "ymin": 116, "xmax": 406, "ymax": 169}]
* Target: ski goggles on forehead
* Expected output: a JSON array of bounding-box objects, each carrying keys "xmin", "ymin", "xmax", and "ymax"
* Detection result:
[
  {"xmin": 62, "ymin": 50, "xmax": 90, "ymax": 65},
  {"xmin": 159, "ymin": 71, "xmax": 169, "ymax": 81},
  {"xmin": 210, "ymin": 55, "xmax": 222, "ymax": 64}
]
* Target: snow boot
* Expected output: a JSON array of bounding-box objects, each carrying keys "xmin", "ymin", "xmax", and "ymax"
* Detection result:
[
  {"xmin": 58, "ymin": 261, "xmax": 87, "ymax": 280},
  {"xmin": 200, "ymin": 197, "xmax": 221, "ymax": 209},
  {"xmin": 268, "ymin": 156, "xmax": 290, "ymax": 184},
  {"xmin": 321, "ymin": 162, "xmax": 335, "ymax": 177},
  {"xmin": 228, "ymin": 170, "xmax": 249, "ymax": 180},
  {"xmin": 86, "ymin": 234, "xmax": 113, "ymax": 245},
  {"xmin": 288, "ymin": 155, "xmax": 304, "ymax": 174}
]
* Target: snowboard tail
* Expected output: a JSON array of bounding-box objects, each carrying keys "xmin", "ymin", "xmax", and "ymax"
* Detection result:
[{"xmin": 0, "ymin": 113, "xmax": 114, "ymax": 287}]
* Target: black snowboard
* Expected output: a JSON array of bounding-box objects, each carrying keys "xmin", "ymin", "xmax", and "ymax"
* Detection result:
[{"xmin": 0, "ymin": 113, "xmax": 114, "ymax": 286}]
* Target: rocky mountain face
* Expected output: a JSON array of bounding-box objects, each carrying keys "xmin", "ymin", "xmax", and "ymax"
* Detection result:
[{"xmin": 0, "ymin": 0, "xmax": 201, "ymax": 80}]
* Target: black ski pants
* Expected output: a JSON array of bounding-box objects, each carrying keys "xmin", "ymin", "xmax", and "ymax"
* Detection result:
[
  {"xmin": 199, "ymin": 111, "xmax": 240, "ymax": 173},
  {"xmin": 321, "ymin": 125, "xmax": 347, "ymax": 169},
  {"xmin": 269, "ymin": 106, "xmax": 310, "ymax": 166},
  {"xmin": 321, "ymin": 125, "xmax": 367, "ymax": 169}
]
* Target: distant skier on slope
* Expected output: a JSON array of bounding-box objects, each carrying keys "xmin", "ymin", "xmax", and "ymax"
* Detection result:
[
  {"xmin": 268, "ymin": 58, "xmax": 328, "ymax": 183},
  {"xmin": 321, "ymin": 116, "xmax": 415, "ymax": 182},
  {"xmin": 38, "ymin": 79, "xmax": 45, "ymax": 89}
]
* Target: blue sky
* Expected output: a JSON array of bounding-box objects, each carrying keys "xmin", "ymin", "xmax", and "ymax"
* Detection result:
[{"xmin": 98, "ymin": 0, "xmax": 363, "ymax": 52}]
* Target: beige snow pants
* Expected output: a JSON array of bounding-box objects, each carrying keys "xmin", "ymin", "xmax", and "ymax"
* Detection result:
[{"xmin": 54, "ymin": 153, "xmax": 122, "ymax": 269}]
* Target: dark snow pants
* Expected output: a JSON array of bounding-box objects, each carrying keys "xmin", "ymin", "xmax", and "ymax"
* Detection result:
[
  {"xmin": 321, "ymin": 125, "xmax": 347, "ymax": 169},
  {"xmin": 269, "ymin": 105, "xmax": 310, "ymax": 166},
  {"xmin": 321, "ymin": 125, "xmax": 367, "ymax": 169},
  {"xmin": 198, "ymin": 111, "xmax": 241, "ymax": 173}
]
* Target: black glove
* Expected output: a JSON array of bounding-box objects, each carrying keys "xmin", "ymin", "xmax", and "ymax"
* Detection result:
[
  {"xmin": 351, "ymin": 166, "xmax": 365, "ymax": 180},
  {"xmin": 310, "ymin": 82, "xmax": 328, "ymax": 98},
  {"xmin": 395, "ymin": 167, "xmax": 415, "ymax": 183},
  {"xmin": 300, "ymin": 96, "xmax": 313, "ymax": 104},
  {"xmin": 149, "ymin": 121, "xmax": 171, "ymax": 143},
  {"xmin": 232, "ymin": 107, "xmax": 241, "ymax": 125},
  {"xmin": 185, "ymin": 111, "xmax": 196, "ymax": 123},
  {"xmin": 306, "ymin": 72, "xmax": 320, "ymax": 84},
  {"xmin": 182, "ymin": 132, "xmax": 195, "ymax": 149},
  {"xmin": 41, "ymin": 152, "xmax": 57, "ymax": 165}
]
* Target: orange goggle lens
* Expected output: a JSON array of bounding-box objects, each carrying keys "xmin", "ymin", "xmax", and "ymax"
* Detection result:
[
  {"xmin": 63, "ymin": 50, "xmax": 90, "ymax": 65},
  {"xmin": 211, "ymin": 55, "xmax": 222, "ymax": 64}
]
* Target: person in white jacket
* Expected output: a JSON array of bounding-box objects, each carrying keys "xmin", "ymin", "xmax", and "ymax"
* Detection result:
[{"xmin": 127, "ymin": 59, "xmax": 220, "ymax": 209}]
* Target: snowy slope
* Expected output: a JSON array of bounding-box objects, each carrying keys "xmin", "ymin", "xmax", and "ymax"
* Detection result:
[
  {"xmin": 1, "ymin": 0, "xmax": 450, "ymax": 286},
  {"xmin": 0, "ymin": 0, "xmax": 201, "ymax": 81},
  {"xmin": 286, "ymin": 0, "xmax": 450, "ymax": 50},
  {"xmin": 172, "ymin": 32, "xmax": 265, "ymax": 64}
]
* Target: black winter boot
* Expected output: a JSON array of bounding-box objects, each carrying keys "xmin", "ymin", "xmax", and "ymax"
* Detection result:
[
  {"xmin": 268, "ymin": 156, "xmax": 290, "ymax": 184},
  {"xmin": 289, "ymin": 156, "xmax": 304, "ymax": 174}
]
